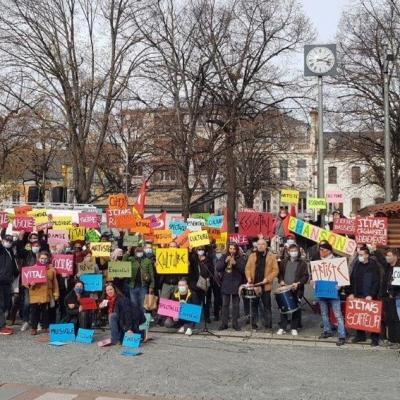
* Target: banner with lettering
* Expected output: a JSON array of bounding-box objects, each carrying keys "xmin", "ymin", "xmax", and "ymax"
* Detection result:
[
  {"xmin": 52, "ymin": 254, "xmax": 74, "ymax": 276},
  {"xmin": 238, "ymin": 212, "xmax": 273, "ymax": 238},
  {"xmin": 355, "ymin": 217, "xmax": 388, "ymax": 246},
  {"xmin": 345, "ymin": 298, "xmax": 382, "ymax": 333},
  {"xmin": 156, "ymin": 248, "xmax": 189, "ymax": 274}
]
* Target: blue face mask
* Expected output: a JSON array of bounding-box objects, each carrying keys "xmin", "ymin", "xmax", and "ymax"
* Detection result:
[
  {"xmin": 74, "ymin": 287, "xmax": 83, "ymax": 295},
  {"xmin": 144, "ymin": 248, "xmax": 153, "ymax": 256}
]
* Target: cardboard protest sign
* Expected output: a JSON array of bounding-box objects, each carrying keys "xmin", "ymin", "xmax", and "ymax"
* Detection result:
[
  {"xmin": 345, "ymin": 298, "xmax": 382, "ymax": 333},
  {"xmin": 326, "ymin": 190, "xmax": 344, "ymax": 203},
  {"xmin": 0, "ymin": 212, "xmax": 8, "ymax": 228},
  {"xmin": 281, "ymin": 189, "xmax": 299, "ymax": 204},
  {"xmin": 86, "ymin": 229, "xmax": 101, "ymax": 243},
  {"xmin": 107, "ymin": 261, "xmax": 132, "ymax": 279},
  {"xmin": 75, "ymin": 328, "xmax": 95, "ymax": 344},
  {"xmin": 179, "ymin": 303, "xmax": 202, "ymax": 323},
  {"xmin": 288, "ymin": 216, "xmax": 357, "ymax": 256},
  {"xmin": 80, "ymin": 274, "xmax": 103, "ymax": 292},
  {"xmin": 14, "ymin": 205, "xmax": 32, "ymax": 217},
  {"xmin": 106, "ymin": 208, "xmax": 135, "ymax": 229},
  {"xmin": 156, "ymin": 248, "xmax": 188, "ymax": 274},
  {"xmin": 21, "ymin": 265, "xmax": 47, "ymax": 286},
  {"xmin": 157, "ymin": 298, "xmax": 180, "ymax": 319},
  {"xmin": 207, "ymin": 227, "xmax": 221, "ymax": 241},
  {"xmin": 131, "ymin": 218, "xmax": 152, "ymax": 234},
  {"xmin": 315, "ymin": 281, "xmax": 338, "ymax": 299},
  {"xmin": 90, "ymin": 242, "xmax": 111, "ymax": 257},
  {"xmin": 153, "ymin": 229, "xmax": 173, "ymax": 245},
  {"xmin": 333, "ymin": 218, "xmax": 356, "ymax": 235},
  {"xmin": 108, "ymin": 193, "xmax": 129, "ymax": 209},
  {"xmin": 169, "ymin": 220, "xmax": 187, "ymax": 237},
  {"xmin": 52, "ymin": 254, "xmax": 74, "ymax": 276},
  {"xmin": 392, "ymin": 267, "xmax": 400, "ymax": 286},
  {"xmin": 207, "ymin": 215, "xmax": 223, "ymax": 228},
  {"xmin": 229, "ymin": 234, "xmax": 249, "ymax": 245},
  {"xmin": 28, "ymin": 209, "xmax": 48, "ymax": 225},
  {"xmin": 122, "ymin": 332, "xmax": 141, "ymax": 349},
  {"xmin": 51, "ymin": 216, "xmax": 72, "ymax": 230},
  {"xmin": 79, "ymin": 297, "xmax": 97, "ymax": 311},
  {"xmin": 123, "ymin": 234, "xmax": 141, "ymax": 247},
  {"xmin": 77, "ymin": 261, "xmax": 96, "ymax": 275},
  {"xmin": 355, "ymin": 217, "xmax": 388, "ymax": 246},
  {"xmin": 191, "ymin": 212, "xmax": 210, "ymax": 221},
  {"xmin": 49, "ymin": 323, "xmax": 75, "ymax": 343},
  {"xmin": 215, "ymin": 232, "xmax": 228, "ymax": 248},
  {"xmin": 187, "ymin": 218, "xmax": 206, "ymax": 232},
  {"xmin": 310, "ymin": 257, "xmax": 350, "ymax": 286},
  {"xmin": 79, "ymin": 212, "xmax": 100, "ymax": 228},
  {"xmin": 238, "ymin": 212, "xmax": 273, "ymax": 238},
  {"xmin": 175, "ymin": 230, "xmax": 190, "ymax": 248},
  {"xmin": 12, "ymin": 216, "xmax": 34, "ymax": 232},
  {"xmin": 69, "ymin": 227, "xmax": 85, "ymax": 242},
  {"xmin": 307, "ymin": 198, "xmax": 326, "ymax": 210},
  {"xmin": 48, "ymin": 229, "xmax": 69, "ymax": 245},
  {"xmin": 188, "ymin": 230, "xmax": 210, "ymax": 248}
]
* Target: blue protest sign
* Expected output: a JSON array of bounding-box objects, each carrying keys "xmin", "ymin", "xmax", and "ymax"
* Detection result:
[
  {"xmin": 169, "ymin": 220, "xmax": 187, "ymax": 236},
  {"xmin": 121, "ymin": 350, "xmax": 143, "ymax": 357},
  {"xmin": 315, "ymin": 280, "xmax": 338, "ymax": 299},
  {"xmin": 49, "ymin": 323, "xmax": 75, "ymax": 343},
  {"xmin": 80, "ymin": 274, "xmax": 103, "ymax": 292},
  {"xmin": 75, "ymin": 328, "xmax": 95, "ymax": 344},
  {"xmin": 179, "ymin": 303, "xmax": 202, "ymax": 323},
  {"xmin": 122, "ymin": 332, "xmax": 142, "ymax": 348},
  {"xmin": 207, "ymin": 215, "xmax": 223, "ymax": 228},
  {"xmin": 139, "ymin": 313, "xmax": 152, "ymax": 332}
]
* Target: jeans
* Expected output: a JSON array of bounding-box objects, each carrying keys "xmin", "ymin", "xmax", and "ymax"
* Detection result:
[
  {"xmin": 280, "ymin": 309, "xmax": 301, "ymax": 330},
  {"xmin": 396, "ymin": 298, "xmax": 400, "ymax": 321},
  {"xmin": 221, "ymin": 294, "xmax": 240, "ymax": 328},
  {"xmin": 129, "ymin": 286, "xmax": 147, "ymax": 311},
  {"xmin": 251, "ymin": 291, "xmax": 272, "ymax": 328},
  {"xmin": 109, "ymin": 312, "xmax": 123, "ymax": 344},
  {"xmin": 319, "ymin": 299, "xmax": 346, "ymax": 338},
  {"xmin": 0, "ymin": 283, "xmax": 11, "ymax": 328}
]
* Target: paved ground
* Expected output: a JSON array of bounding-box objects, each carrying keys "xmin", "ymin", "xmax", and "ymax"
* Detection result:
[{"xmin": 1, "ymin": 327, "xmax": 399, "ymax": 400}]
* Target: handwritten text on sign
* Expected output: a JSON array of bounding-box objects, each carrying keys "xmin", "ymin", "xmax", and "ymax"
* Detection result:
[
  {"xmin": 48, "ymin": 229, "xmax": 69, "ymax": 245},
  {"xmin": 49, "ymin": 323, "xmax": 75, "ymax": 343},
  {"xmin": 307, "ymin": 198, "xmax": 326, "ymax": 210},
  {"xmin": 0, "ymin": 212, "xmax": 8, "ymax": 228},
  {"xmin": 355, "ymin": 217, "xmax": 388, "ymax": 246},
  {"xmin": 107, "ymin": 261, "xmax": 132, "ymax": 279},
  {"xmin": 188, "ymin": 230, "xmax": 210, "ymax": 248},
  {"xmin": 238, "ymin": 212, "xmax": 273, "ymax": 237},
  {"xmin": 79, "ymin": 212, "xmax": 100, "ymax": 228},
  {"xmin": 229, "ymin": 234, "xmax": 249, "ymax": 245},
  {"xmin": 52, "ymin": 254, "xmax": 74, "ymax": 276},
  {"xmin": 310, "ymin": 257, "xmax": 350, "ymax": 287},
  {"xmin": 392, "ymin": 267, "xmax": 400, "ymax": 286},
  {"xmin": 90, "ymin": 242, "xmax": 111, "ymax": 257},
  {"xmin": 333, "ymin": 218, "xmax": 356, "ymax": 235},
  {"xmin": 281, "ymin": 189, "xmax": 299, "ymax": 204},
  {"xmin": 69, "ymin": 227, "xmax": 85, "ymax": 242},
  {"xmin": 106, "ymin": 208, "xmax": 135, "ymax": 229},
  {"xmin": 153, "ymin": 229, "xmax": 173, "ymax": 245},
  {"xmin": 156, "ymin": 248, "xmax": 188, "ymax": 274},
  {"xmin": 108, "ymin": 193, "xmax": 129, "ymax": 209},
  {"xmin": 326, "ymin": 190, "xmax": 344, "ymax": 203},
  {"xmin": 345, "ymin": 298, "xmax": 382, "ymax": 333},
  {"xmin": 12, "ymin": 217, "xmax": 34, "ymax": 232},
  {"xmin": 157, "ymin": 298, "xmax": 180, "ymax": 319},
  {"xmin": 187, "ymin": 218, "xmax": 206, "ymax": 232},
  {"xmin": 21, "ymin": 265, "xmax": 47, "ymax": 285}
]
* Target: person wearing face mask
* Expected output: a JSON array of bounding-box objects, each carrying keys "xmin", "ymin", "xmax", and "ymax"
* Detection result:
[
  {"xmin": 123, "ymin": 246, "xmax": 155, "ymax": 312},
  {"xmin": 27, "ymin": 251, "xmax": 59, "ymax": 335},
  {"xmin": 348, "ymin": 247, "xmax": 381, "ymax": 346},
  {"xmin": 0, "ymin": 235, "xmax": 19, "ymax": 335},
  {"xmin": 216, "ymin": 244, "xmax": 246, "ymax": 331},
  {"xmin": 276, "ymin": 244, "xmax": 309, "ymax": 336}
]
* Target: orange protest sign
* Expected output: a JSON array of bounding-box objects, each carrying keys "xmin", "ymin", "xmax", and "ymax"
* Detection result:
[
  {"xmin": 153, "ymin": 229, "xmax": 173, "ymax": 245},
  {"xmin": 108, "ymin": 193, "xmax": 129, "ymax": 209},
  {"xmin": 131, "ymin": 218, "xmax": 152, "ymax": 234},
  {"xmin": 14, "ymin": 205, "xmax": 32, "ymax": 217},
  {"xmin": 207, "ymin": 227, "xmax": 221, "ymax": 241},
  {"xmin": 106, "ymin": 208, "xmax": 135, "ymax": 229},
  {"xmin": 175, "ymin": 230, "xmax": 190, "ymax": 248}
]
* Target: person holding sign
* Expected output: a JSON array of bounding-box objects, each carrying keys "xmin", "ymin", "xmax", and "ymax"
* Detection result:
[{"xmin": 348, "ymin": 247, "xmax": 381, "ymax": 346}]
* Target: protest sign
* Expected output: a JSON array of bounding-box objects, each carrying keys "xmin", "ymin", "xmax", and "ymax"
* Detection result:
[
  {"xmin": 207, "ymin": 227, "xmax": 221, "ymax": 241},
  {"xmin": 21, "ymin": 265, "xmax": 47, "ymax": 286},
  {"xmin": 238, "ymin": 212, "xmax": 273, "ymax": 237},
  {"xmin": 288, "ymin": 216, "xmax": 357, "ymax": 256},
  {"xmin": 157, "ymin": 298, "xmax": 180, "ymax": 319},
  {"xmin": 122, "ymin": 332, "xmax": 141, "ymax": 349},
  {"xmin": 28, "ymin": 209, "xmax": 48, "ymax": 225},
  {"xmin": 191, "ymin": 212, "xmax": 210, "ymax": 221},
  {"xmin": 0, "ymin": 212, "xmax": 8, "ymax": 228},
  {"xmin": 79, "ymin": 212, "xmax": 100, "ymax": 229},
  {"xmin": 229, "ymin": 234, "xmax": 249, "ymax": 245},
  {"xmin": 326, "ymin": 190, "xmax": 344, "ymax": 203},
  {"xmin": 215, "ymin": 232, "xmax": 228, "ymax": 248},
  {"xmin": 310, "ymin": 257, "xmax": 350, "ymax": 286},
  {"xmin": 75, "ymin": 328, "xmax": 95, "ymax": 344},
  {"xmin": 86, "ymin": 229, "xmax": 101, "ymax": 243},
  {"xmin": 187, "ymin": 218, "xmax": 206, "ymax": 232},
  {"xmin": 175, "ymin": 230, "xmax": 190, "ymax": 248},
  {"xmin": 169, "ymin": 220, "xmax": 187, "ymax": 236},
  {"xmin": 355, "ymin": 217, "xmax": 388, "ymax": 246},
  {"xmin": 77, "ymin": 261, "xmax": 96, "ymax": 275},
  {"xmin": 12, "ymin": 216, "xmax": 34, "ymax": 232},
  {"xmin": 131, "ymin": 218, "xmax": 152, "ymax": 234},
  {"xmin": 106, "ymin": 208, "xmax": 135, "ymax": 229},
  {"xmin": 80, "ymin": 274, "xmax": 103, "ymax": 292},
  {"xmin": 123, "ymin": 234, "xmax": 141, "ymax": 247},
  {"xmin": 153, "ymin": 229, "xmax": 173, "ymax": 245},
  {"xmin": 207, "ymin": 215, "xmax": 224, "ymax": 228},
  {"xmin": 156, "ymin": 248, "xmax": 188, "ymax": 274},
  {"xmin": 69, "ymin": 227, "xmax": 85, "ymax": 242},
  {"xmin": 79, "ymin": 297, "xmax": 97, "ymax": 311},
  {"xmin": 51, "ymin": 216, "xmax": 72, "ymax": 230},
  {"xmin": 188, "ymin": 230, "xmax": 210, "ymax": 248},
  {"xmin": 90, "ymin": 242, "xmax": 111, "ymax": 257},
  {"xmin": 179, "ymin": 303, "xmax": 202, "ymax": 323},
  {"xmin": 48, "ymin": 229, "xmax": 69, "ymax": 245},
  {"xmin": 392, "ymin": 267, "xmax": 400, "ymax": 286},
  {"xmin": 345, "ymin": 298, "xmax": 382, "ymax": 333},
  {"xmin": 107, "ymin": 261, "xmax": 132, "ymax": 279},
  {"xmin": 108, "ymin": 193, "xmax": 129, "ymax": 209},
  {"xmin": 14, "ymin": 205, "xmax": 32, "ymax": 217},
  {"xmin": 49, "ymin": 323, "xmax": 75, "ymax": 343},
  {"xmin": 52, "ymin": 254, "xmax": 74, "ymax": 276},
  {"xmin": 307, "ymin": 198, "xmax": 326, "ymax": 210},
  {"xmin": 315, "ymin": 281, "xmax": 338, "ymax": 299},
  {"xmin": 333, "ymin": 218, "xmax": 356, "ymax": 235},
  {"xmin": 281, "ymin": 189, "xmax": 299, "ymax": 204}
]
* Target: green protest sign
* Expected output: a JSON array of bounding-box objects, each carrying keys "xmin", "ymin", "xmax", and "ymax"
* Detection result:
[
  {"xmin": 123, "ymin": 234, "xmax": 141, "ymax": 247},
  {"xmin": 86, "ymin": 229, "xmax": 101, "ymax": 243},
  {"xmin": 191, "ymin": 213, "xmax": 210, "ymax": 221},
  {"xmin": 307, "ymin": 198, "xmax": 327, "ymax": 210},
  {"xmin": 107, "ymin": 261, "xmax": 132, "ymax": 279}
]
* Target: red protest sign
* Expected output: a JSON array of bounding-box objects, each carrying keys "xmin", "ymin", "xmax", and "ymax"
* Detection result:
[
  {"xmin": 0, "ymin": 212, "xmax": 8, "ymax": 228},
  {"xmin": 345, "ymin": 298, "xmax": 382, "ymax": 333},
  {"xmin": 229, "ymin": 234, "xmax": 249, "ymax": 245},
  {"xmin": 106, "ymin": 208, "xmax": 135, "ymax": 229},
  {"xmin": 21, "ymin": 265, "xmax": 47, "ymax": 285},
  {"xmin": 79, "ymin": 212, "xmax": 100, "ymax": 229},
  {"xmin": 355, "ymin": 217, "xmax": 388, "ymax": 246},
  {"xmin": 238, "ymin": 212, "xmax": 273, "ymax": 238},
  {"xmin": 79, "ymin": 297, "xmax": 97, "ymax": 311},
  {"xmin": 52, "ymin": 254, "xmax": 74, "ymax": 276},
  {"xmin": 12, "ymin": 216, "xmax": 34, "ymax": 232},
  {"xmin": 333, "ymin": 218, "xmax": 356, "ymax": 235}
]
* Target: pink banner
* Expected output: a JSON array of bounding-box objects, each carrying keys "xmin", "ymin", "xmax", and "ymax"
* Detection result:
[
  {"xmin": 157, "ymin": 298, "xmax": 180, "ymax": 319},
  {"xmin": 21, "ymin": 265, "xmax": 47, "ymax": 285},
  {"xmin": 79, "ymin": 212, "xmax": 100, "ymax": 229},
  {"xmin": 52, "ymin": 254, "xmax": 74, "ymax": 276},
  {"xmin": 12, "ymin": 217, "xmax": 34, "ymax": 232},
  {"xmin": 0, "ymin": 212, "xmax": 8, "ymax": 228},
  {"xmin": 48, "ymin": 229, "xmax": 69, "ymax": 245},
  {"xmin": 326, "ymin": 190, "xmax": 344, "ymax": 203},
  {"xmin": 355, "ymin": 217, "xmax": 388, "ymax": 246}
]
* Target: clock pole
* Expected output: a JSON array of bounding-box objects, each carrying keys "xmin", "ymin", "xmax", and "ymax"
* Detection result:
[{"xmin": 318, "ymin": 75, "xmax": 325, "ymax": 228}]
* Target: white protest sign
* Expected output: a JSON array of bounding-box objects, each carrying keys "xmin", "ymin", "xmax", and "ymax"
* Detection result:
[
  {"xmin": 392, "ymin": 267, "xmax": 400, "ymax": 286},
  {"xmin": 310, "ymin": 257, "xmax": 350, "ymax": 287}
]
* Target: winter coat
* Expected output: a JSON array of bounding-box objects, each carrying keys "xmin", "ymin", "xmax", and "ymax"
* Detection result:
[
  {"xmin": 0, "ymin": 245, "xmax": 19, "ymax": 284},
  {"xmin": 216, "ymin": 255, "xmax": 246, "ymax": 295},
  {"xmin": 28, "ymin": 266, "xmax": 60, "ymax": 304},
  {"xmin": 278, "ymin": 258, "xmax": 309, "ymax": 298},
  {"xmin": 245, "ymin": 251, "xmax": 279, "ymax": 291}
]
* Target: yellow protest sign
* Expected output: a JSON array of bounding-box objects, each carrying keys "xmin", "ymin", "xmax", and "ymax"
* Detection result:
[
  {"xmin": 215, "ymin": 232, "xmax": 228, "ymax": 248},
  {"xmin": 307, "ymin": 198, "xmax": 327, "ymax": 210},
  {"xmin": 188, "ymin": 230, "xmax": 210, "ymax": 248},
  {"xmin": 281, "ymin": 189, "xmax": 299, "ymax": 204},
  {"xmin": 51, "ymin": 216, "xmax": 73, "ymax": 230},
  {"xmin": 107, "ymin": 261, "xmax": 132, "ymax": 279},
  {"xmin": 153, "ymin": 229, "xmax": 173, "ymax": 245},
  {"xmin": 90, "ymin": 242, "xmax": 111, "ymax": 258},
  {"xmin": 69, "ymin": 227, "xmax": 86, "ymax": 242},
  {"xmin": 156, "ymin": 248, "xmax": 188, "ymax": 274},
  {"xmin": 28, "ymin": 209, "xmax": 48, "ymax": 225},
  {"xmin": 77, "ymin": 261, "xmax": 96, "ymax": 275}
]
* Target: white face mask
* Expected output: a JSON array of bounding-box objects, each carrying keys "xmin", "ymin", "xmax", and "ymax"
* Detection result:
[
  {"xmin": 358, "ymin": 256, "xmax": 365, "ymax": 263},
  {"xmin": 32, "ymin": 247, "xmax": 40, "ymax": 254},
  {"xmin": 2, "ymin": 241, "xmax": 12, "ymax": 249},
  {"xmin": 215, "ymin": 253, "xmax": 223, "ymax": 259},
  {"xmin": 136, "ymin": 252, "xmax": 143, "ymax": 258},
  {"xmin": 289, "ymin": 251, "xmax": 298, "ymax": 259},
  {"xmin": 197, "ymin": 250, "xmax": 205, "ymax": 256},
  {"xmin": 286, "ymin": 240, "xmax": 295, "ymax": 246},
  {"xmin": 178, "ymin": 286, "xmax": 187, "ymax": 294}
]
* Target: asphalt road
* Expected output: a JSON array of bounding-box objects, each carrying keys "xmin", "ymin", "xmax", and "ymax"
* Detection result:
[{"xmin": 1, "ymin": 329, "xmax": 399, "ymax": 400}]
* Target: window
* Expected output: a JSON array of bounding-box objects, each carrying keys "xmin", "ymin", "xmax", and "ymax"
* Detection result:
[
  {"xmin": 352, "ymin": 198, "xmax": 361, "ymax": 214},
  {"xmin": 328, "ymin": 166, "xmax": 337, "ymax": 184},
  {"xmin": 351, "ymin": 166, "xmax": 361, "ymax": 184},
  {"xmin": 279, "ymin": 160, "xmax": 288, "ymax": 180},
  {"xmin": 297, "ymin": 159, "xmax": 307, "ymax": 181},
  {"xmin": 158, "ymin": 169, "xmax": 176, "ymax": 182},
  {"xmin": 298, "ymin": 191, "xmax": 307, "ymax": 214}
]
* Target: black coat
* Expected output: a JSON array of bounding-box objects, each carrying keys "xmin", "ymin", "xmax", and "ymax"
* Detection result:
[
  {"xmin": 216, "ymin": 255, "xmax": 246, "ymax": 295},
  {"xmin": 110, "ymin": 295, "xmax": 146, "ymax": 333},
  {"xmin": 278, "ymin": 258, "xmax": 309, "ymax": 298},
  {"xmin": 0, "ymin": 245, "xmax": 19, "ymax": 284},
  {"xmin": 349, "ymin": 259, "xmax": 381, "ymax": 299},
  {"xmin": 187, "ymin": 254, "xmax": 211, "ymax": 292}
]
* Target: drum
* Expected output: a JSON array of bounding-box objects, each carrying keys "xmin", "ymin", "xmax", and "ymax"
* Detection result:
[
  {"xmin": 274, "ymin": 286, "xmax": 300, "ymax": 314},
  {"xmin": 241, "ymin": 287, "xmax": 257, "ymax": 299}
]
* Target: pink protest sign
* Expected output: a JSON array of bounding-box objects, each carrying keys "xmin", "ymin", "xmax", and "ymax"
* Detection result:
[
  {"xmin": 21, "ymin": 265, "xmax": 47, "ymax": 285},
  {"xmin": 0, "ymin": 212, "xmax": 8, "ymax": 228},
  {"xmin": 79, "ymin": 212, "xmax": 100, "ymax": 228},
  {"xmin": 157, "ymin": 298, "xmax": 180, "ymax": 319},
  {"xmin": 229, "ymin": 234, "xmax": 249, "ymax": 245},
  {"xmin": 12, "ymin": 217, "xmax": 34, "ymax": 232},
  {"xmin": 48, "ymin": 229, "xmax": 69, "ymax": 245},
  {"xmin": 52, "ymin": 254, "xmax": 74, "ymax": 276},
  {"xmin": 326, "ymin": 191, "xmax": 344, "ymax": 203}
]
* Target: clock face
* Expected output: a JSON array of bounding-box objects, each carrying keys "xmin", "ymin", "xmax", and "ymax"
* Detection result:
[{"xmin": 306, "ymin": 46, "xmax": 335, "ymax": 75}]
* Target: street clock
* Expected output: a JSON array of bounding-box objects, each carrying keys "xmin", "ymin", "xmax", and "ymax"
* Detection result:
[{"xmin": 304, "ymin": 44, "xmax": 337, "ymax": 77}]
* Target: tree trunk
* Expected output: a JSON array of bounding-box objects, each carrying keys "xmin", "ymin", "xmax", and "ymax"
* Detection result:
[{"xmin": 225, "ymin": 128, "xmax": 236, "ymax": 233}]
